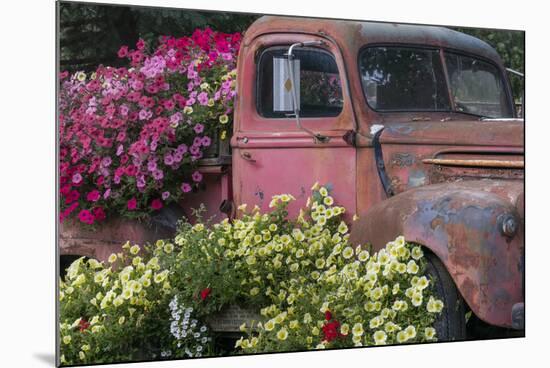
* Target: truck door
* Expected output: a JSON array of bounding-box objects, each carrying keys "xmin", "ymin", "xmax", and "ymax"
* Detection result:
[{"xmin": 232, "ymin": 35, "xmax": 357, "ymax": 220}]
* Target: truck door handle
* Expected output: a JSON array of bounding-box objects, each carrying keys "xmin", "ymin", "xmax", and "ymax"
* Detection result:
[{"xmin": 240, "ymin": 151, "xmax": 256, "ymax": 162}]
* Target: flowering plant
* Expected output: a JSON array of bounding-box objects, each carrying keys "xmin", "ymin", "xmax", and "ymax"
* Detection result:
[
  {"xmin": 58, "ymin": 29, "xmax": 241, "ymax": 226},
  {"xmin": 59, "ymin": 184, "xmax": 445, "ymax": 364},
  {"xmin": 59, "ymin": 242, "xmax": 177, "ymax": 364},
  {"xmin": 161, "ymin": 183, "xmax": 444, "ymax": 352}
]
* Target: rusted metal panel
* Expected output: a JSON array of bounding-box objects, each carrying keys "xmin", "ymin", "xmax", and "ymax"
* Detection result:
[{"xmin": 350, "ymin": 180, "xmax": 524, "ymax": 328}]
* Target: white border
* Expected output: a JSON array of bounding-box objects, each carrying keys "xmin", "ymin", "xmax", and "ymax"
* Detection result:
[{"xmin": 1, "ymin": 1, "xmax": 548, "ymax": 367}]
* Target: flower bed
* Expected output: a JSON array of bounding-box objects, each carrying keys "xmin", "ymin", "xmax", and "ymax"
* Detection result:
[
  {"xmin": 59, "ymin": 184, "xmax": 444, "ymax": 364},
  {"xmin": 59, "ymin": 29, "xmax": 240, "ymax": 227}
]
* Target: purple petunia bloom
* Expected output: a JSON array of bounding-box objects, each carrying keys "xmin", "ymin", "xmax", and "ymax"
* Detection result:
[
  {"xmin": 162, "ymin": 191, "xmax": 170, "ymax": 200},
  {"xmin": 152, "ymin": 169, "xmax": 164, "ymax": 181},
  {"xmin": 190, "ymin": 145, "xmax": 200, "ymax": 155},
  {"xmin": 147, "ymin": 160, "xmax": 157, "ymax": 172},
  {"xmin": 194, "ymin": 124, "xmax": 204, "ymax": 134},
  {"xmin": 103, "ymin": 188, "xmax": 111, "ymax": 199},
  {"xmin": 197, "ymin": 92, "xmax": 209, "ymax": 106},
  {"xmin": 101, "ymin": 157, "xmax": 112, "ymax": 167},
  {"xmin": 181, "ymin": 182, "xmax": 192, "ymax": 193},
  {"xmin": 116, "ymin": 144, "xmax": 124, "ymax": 156},
  {"xmin": 176, "ymin": 144, "xmax": 188, "ymax": 155},
  {"xmin": 193, "ymin": 136, "xmax": 202, "ymax": 146},
  {"xmin": 201, "ymin": 136, "xmax": 212, "ymax": 147},
  {"xmin": 72, "ymin": 173, "xmax": 82, "ymax": 184},
  {"xmin": 192, "ymin": 171, "xmax": 203, "ymax": 182},
  {"xmin": 164, "ymin": 154, "xmax": 174, "ymax": 165},
  {"xmin": 173, "ymin": 152, "xmax": 183, "ymax": 163}
]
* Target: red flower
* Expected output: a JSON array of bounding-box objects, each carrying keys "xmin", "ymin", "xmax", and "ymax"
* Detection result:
[
  {"xmin": 92, "ymin": 207, "xmax": 106, "ymax": 222},
  {"xmin": 325, "ymin": 310, "xmax": 333, "ymax": 321},
  {"xmin": 79, "ymin": 318, "xmax": 90, "ymax": 332},
  {"xmin": 322, "ymin": 320, "xmax": 341, "ymax": 342},
  {"xmin": 127, "ymin": 198, "xmax": 137, "ymax": 210},
  {"xmin": 151, "ymin": 199, "xmax": 163, "ymax": 210},
  {"xmin": 200, "ymin": 287, "xmax": 211, "ymax": 301}
]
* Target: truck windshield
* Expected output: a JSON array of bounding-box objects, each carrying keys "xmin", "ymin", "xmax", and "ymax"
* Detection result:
[{"xmin": 359, "ymin": 46, "xmax": 512, "ymax": 118}]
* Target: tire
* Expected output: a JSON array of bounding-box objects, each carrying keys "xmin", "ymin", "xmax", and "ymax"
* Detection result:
[{"xmin": 423, "ymin": 250, "xmax": 467, "ymax": 341}]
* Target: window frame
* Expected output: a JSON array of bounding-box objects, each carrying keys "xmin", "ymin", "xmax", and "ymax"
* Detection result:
[
  {"xmin": 357, "ymin": 43, "xmax": 514, "ymax": 117},
  {"xmin": 255, "ymin": 45, "xmax": 344, "ymax": 119}
]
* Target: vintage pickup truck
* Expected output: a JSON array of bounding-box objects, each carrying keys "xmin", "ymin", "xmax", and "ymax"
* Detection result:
[{"xmin": 60, "ymin": 15, "xmax": 524, "ymax": 341}]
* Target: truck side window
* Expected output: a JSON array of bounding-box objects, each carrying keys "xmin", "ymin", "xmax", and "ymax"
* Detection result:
[
  {"xmin": 359, "ymin": 47, "xmax": 450, "ymax": 112},
  {"xmin": 444, "ymin": 53, "xmax": 513, "ymax": 118},
  {"xmin": 257, "ymin": 47, "xmax": 343, "ymax": 118}
]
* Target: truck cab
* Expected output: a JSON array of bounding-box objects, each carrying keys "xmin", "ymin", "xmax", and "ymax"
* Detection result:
[{"xmin": 231, "ymin": 16, "xmax": 524, "ymax": 332}]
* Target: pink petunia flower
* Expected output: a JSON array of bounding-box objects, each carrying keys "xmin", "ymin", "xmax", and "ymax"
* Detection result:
[
  {"xmin": 127, "ymin": 198, "xmax": 137, "ymax": 210},
  {"xmin": 181, "ymin": 182, "xmax": 192, "ymax": 193},
  {"xmin": 192, "ymin": 171, "xmax": 203, "ymax": 182},
  {"xmin": 86, "ymin": 190, "xmax": 101, "ymax": 202}
]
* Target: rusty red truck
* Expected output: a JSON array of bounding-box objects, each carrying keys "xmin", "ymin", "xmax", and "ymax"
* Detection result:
[{"xmin": 60, "ymin": 16, "xmax": 524, "ymax": 339}]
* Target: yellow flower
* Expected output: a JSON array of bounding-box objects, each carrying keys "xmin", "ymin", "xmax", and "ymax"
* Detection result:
[
  {"xmin": 200, "ymin": 82, "xmax": 210, "ymax": 90},
  {"xmin": 369, "ymin": 316, "xmax": 382, "ymax": 329},
  {"xmin": 404, "ymin": 325, "xmax": 417, "ymax": 339},
  {"xmin": 264, "ymin": 319, "xmax": 275, "ymax": 331},
  {"xmin": 79, "ymin": 351, "xmax": 85, "ymax": 360},
  {"xmin": 76, "ymin": 71, "xmax": 86, "ymax": 82},
  {"xmin": 81, "ymin": 344, "xmax": 90, "ymax": 352},
  {"xmin": 424, "ymin": 327, "xmax": 436, "ymax": 340},
  {"xmin": 407, "ymin": 260, "xmax": 419, "ymax": 274},
  {"xmin": 250, "ymin": 287, "xmax": 259, "ymax": 296},
  {"xmin": 416, "ymin": 276, "xmax": 430, "ymax": 290},
  {"xmin": 164, "ymin": 243, "xmax": 174, "ymax": 253},
  {"xmin": 277, "ymin": 327, "xmax": 289, "ymax": 341},
  {"xmin": 352, "ymin": 323, "xmax": 364, "ymax": 336},
  {"xmin": 118, "ymin": 316, "xmax": 125, "ymax": 325},
  {"xmin": 208, "ymin": 98, "xmax": 215, "ymax": 107},
  {"xmin": 337, "ymin": 221, "xmax": 348, "ymax": 234},
  {"xmin": 315, "ymin": 258, "xmax": 325, "ymax": 269},
  {"xmin": 108, "ymin": 253, "xmax": 117, "ymax": 263},
  {"xmin": 342, "ymin": 246, "xmax": 354, "ymax": 259},
  {"xmin": 312, "ymin": 326, "xmax": 320, "ymax": 336},
  {"xmin": 373, "ymin": 330, "xmax": 387, "ymax": 345},
  {"xmin": 319, "ymin": 187, "xmax": 328, "ymax": 197},
  {"xmin": 396, "ymin": 330, "xmax": 408, "ymax": 343},
  {"xmin": 130, "ymin": 244, "xmax": 140, "ymax": 255},
  {"xmin": 183, "ymin": 106, "xmax": 193, "ymax": 114},
  {"xmin": 62, "ymin": 335, "xmax": 71, "ymax": 345},
  {"xmin": 411, "ymin": 246, "xmax": 424, "ymax": 260},
  {"xmin": 289, "ymin": 320, "xmax": 299, "ymax": 329},
  {"xmin": 411, "ymin": 293, "xmax": 423, "ymax": 307},
  {"xmin": 219, "ymin": 114, "xmax": 229, "ymax": 124},
  {"xmin": 358, "ymin": 250, "xmax": 369, "ymax": 262},
  {"xmin": 290, "ymin": 263, "xmax": 299, "ymax": 272},
  {"xmin": 340, "ymin": 323, "xmax": 350, "ymax": 335},
  {"xmin": 122, "ymin": 289, "xmax": 133, "ymax": 300},
  {"xmin": 220, "ymin": 130, "xmax": 227, "ymax": 140},
  {"xmin": 303, "ymin": 313, "xmax": 312, "ymax": 324},
  {"xmin": 323, "ymin": 196, "xmax": 334, "ymax": 206}
]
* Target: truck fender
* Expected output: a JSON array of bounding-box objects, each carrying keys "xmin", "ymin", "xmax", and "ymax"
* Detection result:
[{"xmin": 350, "ymin": 181, "xmax": 524, "ymax": 328}]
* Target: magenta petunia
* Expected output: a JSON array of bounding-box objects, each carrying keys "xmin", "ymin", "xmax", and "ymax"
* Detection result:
[
  {"xmin": 151, "ymin": 199, "xmax": 163, "ymax": 210},
  {"xmin": 78, "ymin": 209, "xmax": 95, "ymax": 225},
  {"xmin": 86, "ymin": 190, "xmax": 101, "ymax": 202},
  {"xmin": 127, "ymin": 198, "xmax": 137, "ymax": 210}
]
